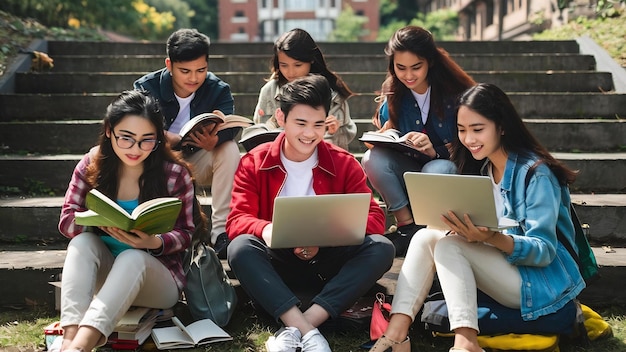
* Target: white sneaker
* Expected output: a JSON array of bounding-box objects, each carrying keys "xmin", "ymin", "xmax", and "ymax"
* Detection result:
[
  {"xmin": 265, "ymin": 326, "xmax": 303, "ymax": 352},
  {"xmin": 301, "ymin": 328, "xmax": 331, "ymax": 352}
]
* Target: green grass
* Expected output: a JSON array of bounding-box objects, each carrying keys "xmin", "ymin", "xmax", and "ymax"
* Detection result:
[
  {"xmin": 2, "ymin": 301, "xmax": 626, "ymax": 351},
  {"xmin": 533, "ymin": 10, "xmax": 626, "ymax": 67}
]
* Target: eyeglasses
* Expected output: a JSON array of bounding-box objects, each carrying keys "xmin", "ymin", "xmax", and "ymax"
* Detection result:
[{"xmin": 111, "ymin": 130, "xmax": 160, "ymax": 151}]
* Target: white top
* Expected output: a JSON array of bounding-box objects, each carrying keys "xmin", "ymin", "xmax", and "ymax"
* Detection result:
[
  {"xmin": 168, "ymin": 93, "xmax": 195, "ymax": 134},
  {"xmin": 488, "ymin": 165, "xmax": 506, "ymax": 220},
  {"xmin": 410, "ymin": 86, "xmax": 431, "ymax": 125},
  {"xmin": 278, "ymin": 148, "xmax": 318, "ymax": 197}
]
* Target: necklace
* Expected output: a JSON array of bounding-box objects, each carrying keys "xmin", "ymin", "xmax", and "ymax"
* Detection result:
[{"xmin": 416, "ymin": 87, "xmax": 431, "ymax": 124}]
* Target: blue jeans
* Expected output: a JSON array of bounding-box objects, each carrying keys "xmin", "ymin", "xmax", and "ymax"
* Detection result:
[
  {"xmin": 361, "ymin": 147, "xmax": 457, "ymax": 211},
  {"xmin": 227, "ymin": 234, "xmax": 395, "ymax": 320}
]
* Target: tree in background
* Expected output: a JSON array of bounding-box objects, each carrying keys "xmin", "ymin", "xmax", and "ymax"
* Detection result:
[
  {"xmin": 379, "ymin": 0, "xmax": 419, "ymax": 27},
  {"xmin": 0, "ymin": 0, "xmax": 177, "ymax": 40},
  {"xmin": 329, "ymin": 5, "xmax": 368, "ymax": 41},
  {"xmin": 144, "ymin": 0, "xmax": 192, "ymax": 29},
  {"xmin": 186, "ymin": 0, "xmax": 218, "ymax": 41}
]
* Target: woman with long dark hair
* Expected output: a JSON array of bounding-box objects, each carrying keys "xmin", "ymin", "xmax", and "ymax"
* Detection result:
[
  {"xmin": 361, "ymin": 25, "xmax": 475, "ymax": 255},
  {"xmin": 55, "ymin": 90, "xmax": 201, "ymax": 352},
  {"xmin": 370, "ymin": 83, "xmax": 584, "ymax": 352}
]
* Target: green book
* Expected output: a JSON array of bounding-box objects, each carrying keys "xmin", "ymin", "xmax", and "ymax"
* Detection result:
[{"xmin": 74, "ymin": 189, "xmax": 182, "ymax": 235}]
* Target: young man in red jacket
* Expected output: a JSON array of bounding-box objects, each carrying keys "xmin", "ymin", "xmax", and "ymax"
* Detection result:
[{"xmin": 227, "ymin": 75, "xmax": 395, "ymax": 352}]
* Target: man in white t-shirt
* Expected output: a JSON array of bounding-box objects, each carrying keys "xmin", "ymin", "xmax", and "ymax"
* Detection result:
[
  {"xmin": 134, "ymin": 29, "xmax": 238, "ymax": 258},
  {"xmin": 227, "ymin": 75, "xmax": 395, "ymax": 352}
]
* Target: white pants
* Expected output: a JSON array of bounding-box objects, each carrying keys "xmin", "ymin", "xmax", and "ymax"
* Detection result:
[
  {"xmin": 60, "ymin": 233, "xmax": 179, "ymax": 339},
  {"xmin": 186, "ymin": 140, "xmax": 240, "ymax": 243},
  {"xmin": 391, "ymin": 229, "xmax": 521, "ymax": 333}
]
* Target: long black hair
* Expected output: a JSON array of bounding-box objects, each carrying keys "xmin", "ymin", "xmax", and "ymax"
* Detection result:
[
  {"xmin": 269, "ymin": 28, "xmax": 353, "ymax": 99},
  {"xmin": 87, "ymin": 90, "xmax": 190, "ymax": 201},
  {"xmin": 375, "ymin": 25, "xmax": 475, "ymax": 128},
  {"xmin": 451, "ymin": 83, "xmax": 577, "ymax": 185}
]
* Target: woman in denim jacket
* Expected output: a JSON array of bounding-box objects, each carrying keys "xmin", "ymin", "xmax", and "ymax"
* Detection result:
[
  {"xmin": 361, "ymin": 26, "xmax": 475, "ymax": 255},
  {"xmin": 370, "ymin": 83, "xmax": 585, "ymax": 352}
]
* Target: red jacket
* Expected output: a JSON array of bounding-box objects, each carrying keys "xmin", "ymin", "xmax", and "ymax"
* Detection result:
[{"xmin": 226, "ymin": 133, "xmax": 386, "ymax": 240}]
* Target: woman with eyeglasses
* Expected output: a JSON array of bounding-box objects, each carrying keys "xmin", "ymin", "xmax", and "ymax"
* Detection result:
[{"xmin": 56, "ymin": 90, "xmax": 200, "ymax": 352}]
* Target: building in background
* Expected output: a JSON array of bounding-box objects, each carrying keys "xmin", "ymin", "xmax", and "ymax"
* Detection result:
[
  {"xmin": 218, "ymin": 0, "xmax": 379, "ymax": 42},
  {"xmin": 419, "ymin": 0, "xmax": 594, "ymax": 40}
]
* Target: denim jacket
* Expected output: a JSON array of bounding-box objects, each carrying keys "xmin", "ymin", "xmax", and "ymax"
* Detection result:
[
  {"xmin": 378, "ymin": 91, "xmax": 457, "ymax": 159},
  {"xmin": 481, "ymin": 151, "xmax": 585, "ymax": 321}
]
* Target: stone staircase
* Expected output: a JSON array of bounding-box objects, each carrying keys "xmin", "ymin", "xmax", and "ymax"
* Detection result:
[{"xmin": 0, "ymin": 40, "xmax": 625, "ymax": 309}]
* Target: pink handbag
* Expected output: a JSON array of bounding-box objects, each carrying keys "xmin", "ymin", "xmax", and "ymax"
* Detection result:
[{"xmin": 370, "ymin": 292, "xmax": 392, "ymax": 341}]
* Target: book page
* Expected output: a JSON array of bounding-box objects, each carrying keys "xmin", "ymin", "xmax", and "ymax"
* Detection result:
[
  {"xmin": 116, "ymin": 307, "xmax": 151, "ymax": 327},
  {"xmin": 130, "ymin": 197, "xmax": 180, "ymax": 219},
  {"xmin": 178, "ymin": 113, "xmax": 224, "ymax": 139},
  {"xmin": 88, "ymin": 189, "xmax": 131, "ymax": 218},
  {"xmin": 151, "ymin": 326, "xmax": 194, "ymax": 349},
  {"xmin": 183, "ymin": 318, "xmax": 232, "ymax": 345},
  {"xmin": 218, "ymin": 114, "xmax": 253, "ymax": 131}
]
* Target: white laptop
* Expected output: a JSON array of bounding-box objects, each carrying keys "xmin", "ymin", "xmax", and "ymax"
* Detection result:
[
  {"xmin": 268, "ymin": 193, "xmax": 371, "ymax": 248},
  {"xmin": 403, "ymin": 172, "xmax": 518, "ymax": 231}
]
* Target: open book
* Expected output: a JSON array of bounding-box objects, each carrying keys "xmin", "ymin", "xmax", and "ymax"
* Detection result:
[
  {"xmin": 359, "ymin": 129, "xmax": 431, "ymax": 164},
  {"xmin": 151, "ymin": 317, "xmax": 232, "ymax": 349},
  {"xmin": 239, "ymin": 124, "xmax": 281, "ymax": 152},
  {"xmin": 174, "ymin": 112, "xmax": 253, "ymax": 153},
  {"xmin": 74, "ymin": 189, "xmax": 182, "ymax": 234}
]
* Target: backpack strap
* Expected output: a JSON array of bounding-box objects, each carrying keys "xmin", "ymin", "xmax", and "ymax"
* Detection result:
[{"xmin": 524, "ymin": 160, "xmax": 582, "ymax": 272}]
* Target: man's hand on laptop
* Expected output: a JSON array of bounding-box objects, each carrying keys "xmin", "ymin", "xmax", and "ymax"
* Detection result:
[{"xmin": 294, "ymin": 247, "xmax": 319, "ymax": 260}]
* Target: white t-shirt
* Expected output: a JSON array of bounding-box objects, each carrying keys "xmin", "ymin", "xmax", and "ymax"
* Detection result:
[
  {"xmin": 278, "ymin": 148, "xmax": 318, "ymax": 197},
  {"xmin": 411, "ymin": 86, "xmax": 431, "ymax": 125},
  {"xmin": 168, "ymin": 93, "xmax": 195, "ymax": 134},
  {"xmin": 488, "ymin": 164, "xmax": 505, "ymax": 220}
]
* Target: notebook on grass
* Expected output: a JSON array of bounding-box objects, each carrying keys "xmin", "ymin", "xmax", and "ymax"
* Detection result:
[
  {"xmin": 403, "ymin": 172, "xmax": 518, "ymax": 231},
  {"xmin": 268, "ymin": 193, "xmax": 371, "ymax": 248}
]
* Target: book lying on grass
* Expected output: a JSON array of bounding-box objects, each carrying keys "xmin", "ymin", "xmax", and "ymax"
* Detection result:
[
  {"xmin": 174, "ymin": 112, "xmax": 253, "ymax": 152},
  {"xmin": 151, "ymin": 316, "xmax": 232, "ymax": 349},
  {"xmin": 359, "ymin": 129, "xmax": 431, "ymax": 164},
  {"xmin": 74, "ymin": 189, "xmax": 182, "ymax": 234}
]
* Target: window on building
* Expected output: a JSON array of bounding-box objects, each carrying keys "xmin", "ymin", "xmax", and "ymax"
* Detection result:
[
  {"xmin": 355, "ymin": 9, "xmax": 364, "ymax": 16},
  {"xmin": 284, "ymin": 19, "xmax": 331, "ymax": 40},
  {"xmin": 486, "ymin": 0, "xmax": 494, "ymax": 26},
  {"xmin": 286, "ymin": 0, "xmax": 316, "ymax": 10}
]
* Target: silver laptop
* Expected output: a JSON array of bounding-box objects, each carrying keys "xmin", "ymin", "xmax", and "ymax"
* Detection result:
[
  {"xmin": 403, "ymin": 172, "xmax": 517, "ymax": 231},
  {"xmin": 268, "ymin": 193, "xmax": 371, "ymax": 248}
]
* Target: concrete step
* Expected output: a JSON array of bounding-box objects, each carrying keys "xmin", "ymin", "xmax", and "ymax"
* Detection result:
[
  {"xmin": 0, "ymin": 246, "xmax": 623, "ymax": 309},
  {"xmin": 49, "ymin": 53, "xmax": 597, "ymax": 73},
  {"xmin": 1, "ymin": 194, "xmax": 624, "ymax": 245},
  {"xmin": 15, "ymin": 71, "xmax": 615, "ymax": 94},
  {"xmin": 346, "ymin": 118, "xmax": 626, "ymax": 154},
  {"xmin": 0, "ymin": 152, "xmax": 624, "ymax": 195},
  {"xmin": 2, "ymin": 92, "xmax": 626, "ymax": 121},
  {"xmin": 47, "ymin": 40, "xmax": 581, "ymax": 56},
  {"xmin": 2, "ymin": 118, "xmax": 624, "ymax": 155}
]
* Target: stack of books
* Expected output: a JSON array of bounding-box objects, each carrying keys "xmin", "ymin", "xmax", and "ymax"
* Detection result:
[{"xmin": 107, "ymin": 307, "xmax": 173, "ymax": 350}]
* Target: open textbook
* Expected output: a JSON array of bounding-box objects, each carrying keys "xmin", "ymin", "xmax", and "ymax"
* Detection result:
[
  {"xmin": 359, "ymin": 129, "xmax": 431, "ymax": 164},
  {"xmin": 151, "ymin": 317, "xmax": 232, "ymax": 349},
  {"xmin": 74, "ymin": 189, "xmax": 182, "ymax": 234},
  {"xmin": 174, "ymin": 112, "xmax": 253, "ymax": 153}
]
